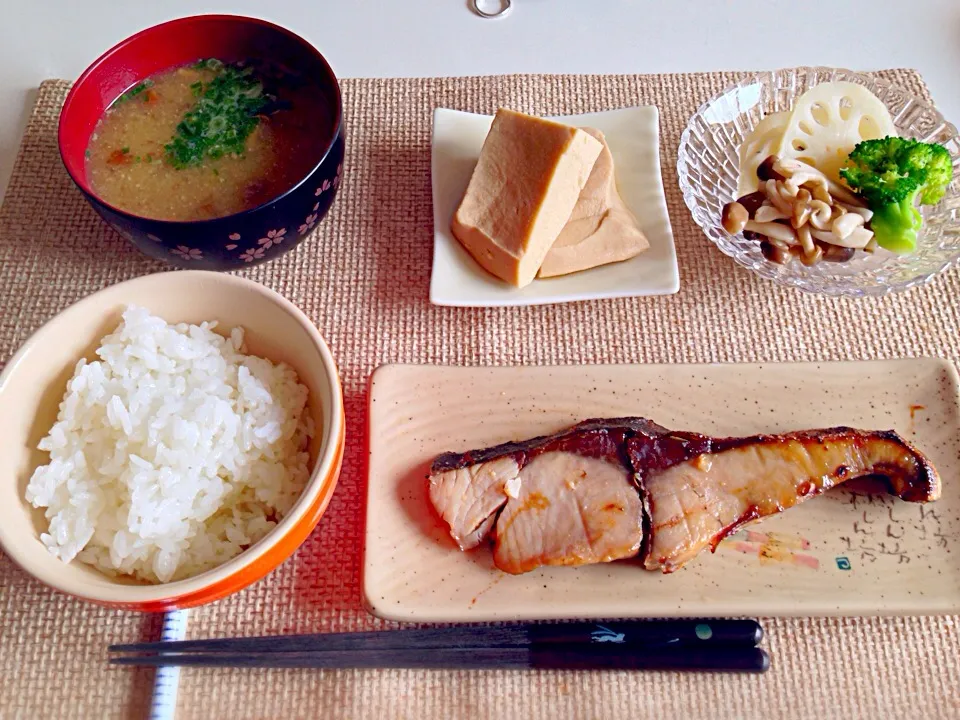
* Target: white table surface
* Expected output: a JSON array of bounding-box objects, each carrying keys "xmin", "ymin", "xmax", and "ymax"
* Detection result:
[{"xmin": 1, "ymin": 0, "xmax": 958, "ymax": 201}]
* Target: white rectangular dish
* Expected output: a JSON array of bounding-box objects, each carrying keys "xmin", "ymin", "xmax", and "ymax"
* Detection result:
[{"xmin": 429, "ymin": 106, "xmax": 679, "ymax": 307}]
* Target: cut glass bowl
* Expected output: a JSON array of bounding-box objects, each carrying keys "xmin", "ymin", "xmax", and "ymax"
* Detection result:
[{"xmin": 677, "ymin": 67, "xmax": 960, "ymax": 296}]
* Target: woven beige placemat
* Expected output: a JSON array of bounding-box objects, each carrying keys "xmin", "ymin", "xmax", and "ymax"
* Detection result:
[{"xmin": 1, "ymin": 71, "xmax": 959, "ymax": 720}]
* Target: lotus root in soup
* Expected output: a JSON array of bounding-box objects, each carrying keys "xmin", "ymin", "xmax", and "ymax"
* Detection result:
[{"xmin": 85, "ymin": 59, "xmax": 332, "ymax": 221}]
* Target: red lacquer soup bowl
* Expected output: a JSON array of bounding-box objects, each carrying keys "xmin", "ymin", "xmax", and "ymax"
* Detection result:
[{"xmin": 58, "ymin": 15, "xmax": 344, "ymax": 270}]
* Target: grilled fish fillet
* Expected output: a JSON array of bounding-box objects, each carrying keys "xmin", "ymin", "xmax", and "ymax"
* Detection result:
[
  {"xmin": 429, "ymin": 419, "xmax": 645, "ymax": 573},
  {"xmin": 492, "ymin": 451, "xmax": 643, "ymax": 574},
  {"xmin": 428, "ymin": 456, "xmax": 520, "ymax": 550},
  {"xmin": 428, "ymin": 418, "xmax": 940, "ymax": 574},
  {"xmin": 633, "ymin": 427, "xmax": 940, "ymax": 572}
]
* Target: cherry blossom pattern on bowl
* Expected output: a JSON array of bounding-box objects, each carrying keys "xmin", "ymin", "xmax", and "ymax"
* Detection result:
[
  {"xmin": 258, "ymin": 228, "xmax": 287, "ymax": 250},
  {"xmin": 298, "ymin": 212, "xmax": 319, "ymax": 235},
  {"xmin": 223, "ymin": 159, "xmax": 344, "ymax": 264},
  {"xmin": 240, "ymin": 247, "xmax": 266, "ymax": 263},
  {"xmin": 171, "ymin": 245, "xmax": 204, "ymax": 261}
]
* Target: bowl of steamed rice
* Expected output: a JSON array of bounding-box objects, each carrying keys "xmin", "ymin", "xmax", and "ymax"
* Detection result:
[{"xmin": 0, "ymin": 271, "xmax": 344, "ymax": 610}]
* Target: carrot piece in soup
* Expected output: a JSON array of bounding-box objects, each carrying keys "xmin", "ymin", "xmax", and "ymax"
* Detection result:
[{"xmin": 107, "ymin": 148, "xmax": 132, "ymax": 165}]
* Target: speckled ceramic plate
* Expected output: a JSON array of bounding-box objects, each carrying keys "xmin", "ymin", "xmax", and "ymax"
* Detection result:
[{"xmin": 363, "ymin": 360, "xmax": 960, "ymax": 622}]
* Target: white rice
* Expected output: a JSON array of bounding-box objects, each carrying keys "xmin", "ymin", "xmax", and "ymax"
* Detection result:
[{"xmin": 25, "ymin": 305, "xmax": 313, "ymax": 584}]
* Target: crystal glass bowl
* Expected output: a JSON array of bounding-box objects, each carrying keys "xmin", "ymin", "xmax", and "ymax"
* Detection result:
[{"xmin": 677, "ymin": 67, "xmax": 960, "ymax": 296}]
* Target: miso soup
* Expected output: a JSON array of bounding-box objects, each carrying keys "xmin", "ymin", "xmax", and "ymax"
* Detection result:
[{"xmin": 85, "ymin": 59, "xmax": 331, "ymax": 221}]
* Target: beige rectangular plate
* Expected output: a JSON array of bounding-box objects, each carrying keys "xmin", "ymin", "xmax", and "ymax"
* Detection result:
[{"xmin": 363, "ymin": 360, "xmax": 960, "ymax": 622}]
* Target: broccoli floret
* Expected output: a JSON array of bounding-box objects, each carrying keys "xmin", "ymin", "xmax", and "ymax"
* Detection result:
[
  {"xmin": 840, "ymin": 137, "xmax": 953, "ymax": 253},
  {"xmin": 869, "ymin": 196, "xmax": 923, "ymax": 255}
]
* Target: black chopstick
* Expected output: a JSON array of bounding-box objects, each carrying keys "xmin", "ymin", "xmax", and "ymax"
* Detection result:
[
  {"xmin": 111, "ymin": 644, "xmax": 770, "ymax": 673},
  {"xmin": 110, "ymin": 620, "xmax": 768, "ymax": 673},
  {"xmin": 109, "ymin": 619, "xmax": 762, "ymax": 655}
]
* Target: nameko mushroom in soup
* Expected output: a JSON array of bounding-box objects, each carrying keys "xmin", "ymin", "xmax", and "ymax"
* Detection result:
[{"xmin": 85, "ymin": 58, "xmax": 332, "ymax": 221}]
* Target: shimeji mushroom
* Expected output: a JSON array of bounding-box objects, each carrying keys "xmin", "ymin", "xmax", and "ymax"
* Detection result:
[{"xmin": 723, "ymin": 152, "xmax": 878, "ymax": 266}]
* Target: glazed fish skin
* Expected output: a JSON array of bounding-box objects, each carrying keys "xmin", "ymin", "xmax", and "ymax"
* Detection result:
[
  {"xmin": 427, "ymin": 418, "xmax": 940, "ymax": 575},
  {"xmin": 429, "ymin": 417, "xmax": 662, "ymax": 473},
  {"xmin": 637, "ymin": 427, "xmax": 941, "ymax": 573}
]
